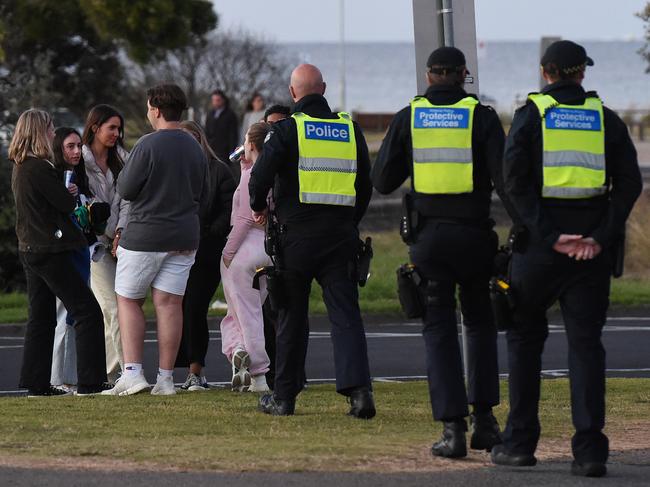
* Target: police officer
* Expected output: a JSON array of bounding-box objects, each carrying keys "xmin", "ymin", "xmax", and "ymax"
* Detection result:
[
  {"xmin": 249, "ymin": 63, "xmax": 375, "ymax": 418},
  {"xmin": 372, "ymin": 47, "xmax": 505, "ymax": 458},
  {"xmin": 490, "ymin": 41, "xmax": 642, "ymax": 477}
]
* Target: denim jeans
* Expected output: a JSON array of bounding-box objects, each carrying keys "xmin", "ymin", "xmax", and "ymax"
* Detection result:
[{"xmin": 20, "ymin": 250, "xmax": 106, "ymax": 391}]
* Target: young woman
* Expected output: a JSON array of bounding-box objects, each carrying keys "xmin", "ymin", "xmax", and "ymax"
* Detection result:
[
  {"xmin": 10, "ymin": 109, "xmax": 108, "ymax": 396},
  {"xmin": 81, "ymin": 104, "xmax": 129, "ymax": 383},
  {"xmin": 175, "ymin": 120, "xmax": 235, "ymax": 391},
  {"xmin": 49, "ymin": 127, "xmax": 93, "ymax": 391},
  {"xmin": 220, "ymin": 122, "xmax": 273, "ymax": 393},
  {"xmin": 240, "ymin": 92, "xmax": 266, "ymax": 143}
]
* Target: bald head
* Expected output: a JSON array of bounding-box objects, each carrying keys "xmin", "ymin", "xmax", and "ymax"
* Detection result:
[{"xmin": 289, "ymin": 64, "xmax": 326, "ymax": 102}]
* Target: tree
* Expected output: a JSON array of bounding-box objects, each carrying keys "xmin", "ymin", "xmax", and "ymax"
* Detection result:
[
  {"xmin": 639, "ymin": 3, "xmax": 650, "ymax": 72},
  {"xmin": 127, "ymin": 28, "xmax": 294, "ymax": 126}
]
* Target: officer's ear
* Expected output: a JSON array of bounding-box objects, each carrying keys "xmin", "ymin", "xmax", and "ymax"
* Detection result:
[
  {"xmin": 321, "ymin": 81, "xmax": 326, "ymax": 96},
  {"xmin": 289, "ymin": 85, "xmax": 297, "ymax": 102},
  {"xmin": 426, "ymin": 71, "xmax": 434, "ymax": 86}
]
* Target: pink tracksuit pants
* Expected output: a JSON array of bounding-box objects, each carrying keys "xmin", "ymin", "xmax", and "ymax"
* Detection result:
[{"xmin": 220, "ymin": 228, "xmax": 272, "ymax": 376}]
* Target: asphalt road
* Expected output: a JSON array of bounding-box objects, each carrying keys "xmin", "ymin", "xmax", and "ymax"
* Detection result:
[{"xmin": 0, "ymin": 311, "xmax": 649, "ymax": 393}]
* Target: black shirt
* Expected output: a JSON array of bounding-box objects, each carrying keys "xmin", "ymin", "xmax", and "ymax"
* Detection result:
[
  {"xmin": 503, "ymin": 80, "xmax": 642, "ymax": 249},
  {"xmin": 249, "ymin": 94, "xmax": 373, "ymax": 226},
  {"xmin": 371, "ymin": 84, "xmax": 507, "ymax": 221}
]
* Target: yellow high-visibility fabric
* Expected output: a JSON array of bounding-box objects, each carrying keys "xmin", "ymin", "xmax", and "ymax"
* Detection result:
[
  {"xmin": 529, "ymin": 93, "xmax": 606, "ymax": 199},
  {"xmin": 293, "ymin": 112, "xmax": 357, "ymax": 206},
  {"xmin": 410, "ymin": 96, "xmax": 477, "ymax": 194}
]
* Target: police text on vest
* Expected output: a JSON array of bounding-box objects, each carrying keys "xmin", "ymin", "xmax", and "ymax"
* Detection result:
[{"xmin": 304, "ymin": 121, "xmax": 350, "ymax": 142}]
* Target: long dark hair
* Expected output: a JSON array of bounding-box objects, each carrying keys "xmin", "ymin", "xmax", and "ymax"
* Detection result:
[
  {"xmin": 53, "ymin": 127, "xmax": 91, "ymax": 198},
  {"xmin": 82, "ymin": 104, "xmax": 125, "ymax": 180}
]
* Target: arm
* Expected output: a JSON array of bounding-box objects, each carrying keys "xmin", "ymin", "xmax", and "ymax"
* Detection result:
[
  {"xmin": 353, "ymin": 122, "xmax": 372, "ymax": 224},
  {"xmin": 249, "ymin": 123, "xmax": 290, "ymax": 212},
  {"xmin": 223, "ymin": 170, "xmax": 256, "ymax": 263},
  {"xmin": 209, "ymin": 160, "xmax": 236, "ymax": 239},
  {"xmin": 589, "ymin": 109, "xmax": 643, "ymax": 248},
  {"xmin": 116, "ymin": 141, "xmax": 151, "ymax": 201},
  {"xmin": 35, "ymin": 162, "xmax": 77, "ymax": 213},
  {"xmin": 371, "ymin": 107, "xmax": 410, "ymax": 194},
  {"xmin": 502, "ymin": 105, "xmax": 561, "ymax": 248}
]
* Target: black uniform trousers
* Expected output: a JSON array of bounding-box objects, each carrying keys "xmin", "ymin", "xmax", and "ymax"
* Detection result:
[
  {"xmin": 274, "ymin": 223, "xmax": 372, "ymax": 401},
  {"xmin": 409, "ymin": 218, "xmax": 499, "ymax": 421},
  {"xmin": 175, "ymin": 238, "xmax": 225, "ymax": 368},
  {"xmin": 503, "ymin": 243, "xmax": 610, "ymax": 464},
  {"xmin": 19, "ymin": 251, "xmax": 107, "ymax": 390}
]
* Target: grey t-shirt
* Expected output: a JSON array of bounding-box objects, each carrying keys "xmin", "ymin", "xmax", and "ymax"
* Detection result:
[{"xmin": 117, "ymin": 129, "xmax": 208, "ymax": 252}]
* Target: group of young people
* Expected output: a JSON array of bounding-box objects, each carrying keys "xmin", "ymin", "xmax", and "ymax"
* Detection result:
[{"xmin": 9, "ymin": 83, "xmax": 292, "ymax": 397}]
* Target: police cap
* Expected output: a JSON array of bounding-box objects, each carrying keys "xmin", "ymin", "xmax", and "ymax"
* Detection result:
[
  {"xmin": 541, "ymin": 40, "xmax": 594, "ymax": 74},
  {"xmin": 427, "ymin": 46, "xmax": 467, "ymax": 73}
]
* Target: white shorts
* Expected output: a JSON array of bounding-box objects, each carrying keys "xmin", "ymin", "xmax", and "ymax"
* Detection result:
[{"xmin": 114, "ymin": 247, "xmax": 197, "ymax": 299}]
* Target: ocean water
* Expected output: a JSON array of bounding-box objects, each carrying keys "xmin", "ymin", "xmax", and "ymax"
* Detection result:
[{"xmin": 283, "ymin": 41, "xmax": 650, "ymax": 114}]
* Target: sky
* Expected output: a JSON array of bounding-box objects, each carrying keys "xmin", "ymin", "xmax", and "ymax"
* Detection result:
[{"xmin": 211, "ymin": 0, "xmax": 648, "ymax": 43}]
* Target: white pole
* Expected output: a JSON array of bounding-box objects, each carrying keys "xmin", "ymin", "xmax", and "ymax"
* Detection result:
[{"xmin": 339, "ymin": 0, "xmax": 346, "ymax": 112}]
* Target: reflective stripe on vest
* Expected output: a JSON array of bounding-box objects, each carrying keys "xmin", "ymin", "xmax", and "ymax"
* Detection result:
[
  {"xmin": 410, "ymin": 96, "xmax": 477, "ymax": 194},
  {"xmin": 528, "ymin": 93, "xmax": 606, "ymax": 199},
  {"xmin": 293, "ymin": 112, "xmax": 357, "ymax": 206}
]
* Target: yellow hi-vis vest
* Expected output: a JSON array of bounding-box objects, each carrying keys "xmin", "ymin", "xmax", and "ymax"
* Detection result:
[
  {"xmin": 410, "ymin": 96, "xmax": 477, "ymax": 194},
  {"xmin": 528, "ymin": 93, "xmax": 606, "ymax": 199},
  {"xmin": 293, "ymin": 112, "xmax": 357, "ymax": 206}
]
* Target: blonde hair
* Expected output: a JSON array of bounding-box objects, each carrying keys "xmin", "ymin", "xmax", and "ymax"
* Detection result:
[
  {"xmin": 8, "ymin": 109, "xmax": 54, "ymax": 165},
  {"xmin": 179, "ymin": 120, "xmax": 218, "ymax": 161}
]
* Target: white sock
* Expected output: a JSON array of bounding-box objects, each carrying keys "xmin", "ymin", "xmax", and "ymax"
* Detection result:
[
  {"xmin": 158, "ymin": 368, "xmax": 173, "ymax": 379},
  {"xmin": 124, "ymin": 363, "xmax": 142, "ymax": 378}
]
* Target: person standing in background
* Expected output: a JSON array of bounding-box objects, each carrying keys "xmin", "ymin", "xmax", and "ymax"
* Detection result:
[
  {"xmin": 240, "ymin": 92, "xmax": 266, "ymax": 143},
  {"xmin": 50, "ymin": 127, "xmax": 93, "ymax": 391},
  {"xmin": 176, "ymin": 120, "xmax": 236, "ymax": 391},
  {"xmin": 205, "ymin": 90, "xmax": 239, "ymax": 180},
  {"xmin": 82, "ymin": 104, "xmax": 129, "ymax": 384}
]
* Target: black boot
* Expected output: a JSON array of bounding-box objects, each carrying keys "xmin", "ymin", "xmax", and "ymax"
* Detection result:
[
  {"xmin": 347, "ymin": 387, "xmax": 376, "ymax": 419},
  {"xmin": 491, "ymin": 444, "xmax": 537, "ymax": 467},
  {"xmin": 258, "ymin": 393, "xmax": 295, "ymax": 416},
  {"xmin": 469, "ymin": 411, "xmax": 502, "ymax": 451},
  {"xmin": 430, "ymin": 420, "xmax": 467, "ymax": 458},
  {"xmin": 571, "ymin": 461, "xmax": 607, "ymax": 477}
]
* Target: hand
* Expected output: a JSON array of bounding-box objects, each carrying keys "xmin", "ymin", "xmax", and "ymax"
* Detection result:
[
  {"xmin": 112, "ymin": 229, "xmax": 122, "ymax": 257},
  {"xmin": 571, "ymin": 237, "xmax": 602, "ymax": 261},
  {"xmin": 552, "ymin": 234, "xmax": 583, "ymax": 256},
  {"xmin": 252, "ymin": 209, "xmax": 267, "ymax": 225},
  {"xmin": 67, "ymin": 183, "xmax": 78, "ymax": 196}
]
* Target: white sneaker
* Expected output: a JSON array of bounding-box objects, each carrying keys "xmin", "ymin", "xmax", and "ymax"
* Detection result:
[
  {"xmin": 231, "ymin": 348, "xmax": 251, "ymax": 392},
  {"xmin": 151, "ymin": 375, "xmax": 176, "ymax": 396},
  {"xmin": 101, "ymin": 372, "xmax": 150, "ymax": 396},
  {"xmin": 249, "ymin": 374, "xmax": 270, "ymax": 393},
  {"xmin": 210, "ymin": 299, "xmax": 228, "ymax": 311}
]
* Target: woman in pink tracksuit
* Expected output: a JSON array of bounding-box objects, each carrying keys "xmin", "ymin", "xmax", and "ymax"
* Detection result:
[{"xmin": 220, "ymin": 122, "xmax": 272, "ymax": 393}]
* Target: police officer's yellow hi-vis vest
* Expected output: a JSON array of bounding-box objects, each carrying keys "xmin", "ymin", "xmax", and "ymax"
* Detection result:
[
  {"xmin": 292, "ymin": 112, "xmax": 357, "ymax": 206},
  {"xmin": 410, "ymin": 96, "xmax": 477, "ymax": 194},
  {"xmin": 528, "ymin": 93, "xmax": 606, "ymax": 199}
]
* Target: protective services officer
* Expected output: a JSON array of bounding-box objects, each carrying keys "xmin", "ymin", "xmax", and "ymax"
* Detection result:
[
  {"xmin": 491, "ymin": 40, "xmax": 642, "ymax": 478},
  {"xmin": 249, "ymin": 63, "xmax": 376, "ymax": 418},
  {"xmin": 372, "ymin": 46, "xmax": 506, "ymax": 458}
]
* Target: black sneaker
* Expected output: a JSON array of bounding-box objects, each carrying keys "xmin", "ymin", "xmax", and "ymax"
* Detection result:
[
  {"xmin": 76, "ymin": 382, "xmax": 115, "ymax": 396},
  {"xmin": 347, "ymin": 387, "xmax": 376, "ymax": 419},
  {"xmin": 27, "ymin": 385, "xmax": 73, "ymax": 397},
  {"xmin": 258, "ymin": 393, "xmax": 295, "ymax": 416}
]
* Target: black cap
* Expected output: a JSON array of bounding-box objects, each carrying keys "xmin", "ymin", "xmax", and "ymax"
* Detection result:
[
  {"xmin": 427, "ymin": 46, "xmax": 466, "ymax": 71},
  {"xmin": 541, "ymin": 40, "xmax": 594, "ymax": 73}
]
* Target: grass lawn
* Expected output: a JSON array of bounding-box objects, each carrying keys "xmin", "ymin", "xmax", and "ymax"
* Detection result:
[
  {"xmin": 0, "ymin": 379, "xmax": 647, "ymax": 471},
  {"xmin": 0, "ymin": 230, "xmax": 648, "ymax": 324}
]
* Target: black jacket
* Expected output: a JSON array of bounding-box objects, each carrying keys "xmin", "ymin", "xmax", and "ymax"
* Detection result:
[
  {"xmin": 205, "ymin": 107, "xmax": 239, "ymax": 162},
  {"xmin": 12, "ymin": 157, "xmax": 86, "ymax": 253},
  {"xmin": 372, "ymin": 84, "xmax": 506, "ymax": 221},
  {"xmin": 503, "ymin": 80, "xmax": 642, "ymax": 249},
  {"xmin": 249, "ymin": 94, "xmax": 373, "ymax": 226},
  {"xmin": 202, "ymin": 158, "xmax": 236, "ymax": 245}
]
